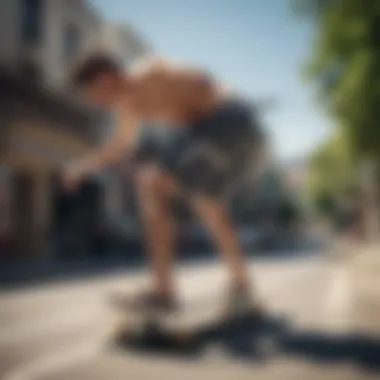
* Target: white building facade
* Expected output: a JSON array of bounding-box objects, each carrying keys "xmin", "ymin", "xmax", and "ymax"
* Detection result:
[
  {"xmin": 98, "ymin": 22, "xmax": 151, "ymax": 65},
  {"xmin": 0, "ymin": 0, "xmax": 102, "ymax": 88}
]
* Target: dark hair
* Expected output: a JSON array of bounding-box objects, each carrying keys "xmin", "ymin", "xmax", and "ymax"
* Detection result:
[{"xmin": 71, "ymin": 54, "xmax": 121, "ymax": 87}]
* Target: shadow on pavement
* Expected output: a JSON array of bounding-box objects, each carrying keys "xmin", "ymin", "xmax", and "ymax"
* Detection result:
[
  {"xmin": 280, "ymin": 331, "xmax": 380, "ymax": 371},
  {"xmin": 113, "ymin": 314, "xmax": 380, "ymax": 373}
]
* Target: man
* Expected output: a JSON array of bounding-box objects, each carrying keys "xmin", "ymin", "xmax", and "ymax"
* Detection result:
[{"xmin": 63, "ymin": 54, "xmax": 264, "ymax": 314}]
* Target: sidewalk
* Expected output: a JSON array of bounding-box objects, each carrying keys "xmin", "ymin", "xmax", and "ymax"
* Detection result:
[
  {"xmin": 349, "ymin": 244, "xmax": 380, "ymax": 293},
  {"xmin": 337, "ymin": 244, "xmax": 380, "ymax": 334}
]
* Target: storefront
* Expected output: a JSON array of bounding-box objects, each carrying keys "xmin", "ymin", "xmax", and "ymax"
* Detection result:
[{"xmin": 0, "ymin": 69, "xmax": 103, "ymax": 258}]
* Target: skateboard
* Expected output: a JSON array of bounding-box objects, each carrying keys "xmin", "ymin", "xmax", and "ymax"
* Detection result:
[
  {"xmin": 108, "ymin": 295, "xmax": 287, "ymax": 353},
  {"xmin": 109, "ymin": 295, "xmax": 220, "ymax": 350}
]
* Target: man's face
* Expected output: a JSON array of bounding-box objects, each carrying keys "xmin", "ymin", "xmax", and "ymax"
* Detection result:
[{"xmin": 81, "ymin": 73, "xmax": 122, "ymax": 109}]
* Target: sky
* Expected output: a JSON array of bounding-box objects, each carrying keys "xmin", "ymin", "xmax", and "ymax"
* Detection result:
[{"xmin": 90, "ymin": 0, "xmax": 331, "ymax": 161}]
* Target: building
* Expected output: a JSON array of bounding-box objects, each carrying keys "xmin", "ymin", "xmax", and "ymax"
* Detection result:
[
  {"xmin": 0, "ymin": 0, "xmax": 102, "ymax": 88},
  {"xmin": 0, "ymin": 1, "xmax": 139, "ymax": 259},
  {"xmin": 0, "ymin": 166, "xmax": 11, "ymax": 254},
  {"xmin": 99, "ymin": 22, "xmax": 152, "ymax": 65},
  {"xmin": 0, "ymin": 0, "xmax": 152, "ymax": 260},
  {"xmin": 280, "ymin": 157, "xmax": 310, "ymax": 203},
  {"xmin": 0, "ymin": 65, "xmax": 103, "ymax": 258},
  {"xmin": 94, "ymin": 22, "xmax": 152, "ymax": 227}
]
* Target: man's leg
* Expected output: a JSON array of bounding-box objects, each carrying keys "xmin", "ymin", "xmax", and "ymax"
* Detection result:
[
  {"xmin": 136, "ymin": 165, "xmax": 179, "ymax": 299},
  {"xmin": 191, "ymin": 196, "xmax": 251, "ymax": 292}
]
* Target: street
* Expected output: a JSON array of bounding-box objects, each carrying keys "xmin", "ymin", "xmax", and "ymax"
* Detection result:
[{"xmin": 0, "ymin": 253, "xmax": 379, "ymax": 380}]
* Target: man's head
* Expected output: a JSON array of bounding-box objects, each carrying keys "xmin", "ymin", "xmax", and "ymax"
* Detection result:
[{"xmin": 71, "ymin": 54, "xmax": 127, "ymax": 108}]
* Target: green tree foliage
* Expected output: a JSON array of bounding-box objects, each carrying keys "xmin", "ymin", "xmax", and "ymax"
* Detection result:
[
  {"xmin": 314, "ymin": 191, "xmax": 337, "ymax": 218},
  {"xmin": 307, "ymin": 127, "xmax": 355, "ymax": 215},
  {"xmin": 293, "ymin": 0, "xmax": 380, "ymax": 161}
]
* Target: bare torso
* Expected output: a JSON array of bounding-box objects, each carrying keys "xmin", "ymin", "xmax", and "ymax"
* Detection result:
[
  {"xmin": 124, "ymin": 58, "xmax": 225, "ymax": 126},
  {"xmin": 65, "ymin": 58, "xmax": 251, "ymax": 189}
]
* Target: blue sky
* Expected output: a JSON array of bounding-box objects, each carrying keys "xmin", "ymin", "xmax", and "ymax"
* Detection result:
[{"xmin": 90, "ymin": 0, "xmax": 331, "ymax": 160}]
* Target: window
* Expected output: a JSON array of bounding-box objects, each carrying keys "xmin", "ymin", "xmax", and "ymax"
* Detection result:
[
  {"xmin": 63, "ymin": 24, "xmax": 80, "ymax": 61},
  {"xmin": 20, "ymin": 0, "xmax": 43, "ymax": 46}
]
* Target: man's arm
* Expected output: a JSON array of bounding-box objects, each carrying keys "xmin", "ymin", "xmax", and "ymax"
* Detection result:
[
  {"xmin": 81, "ymin": 109, "xmax": 138, "ymax": 171},
  {"xmin": 62, "ymin": 108, "xmax": 140, "ymax": 189}
]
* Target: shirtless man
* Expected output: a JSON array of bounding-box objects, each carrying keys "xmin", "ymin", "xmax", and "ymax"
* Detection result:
[{"xmin": 63, "ymin": 54, "xmax": 264, "ymax": 314}]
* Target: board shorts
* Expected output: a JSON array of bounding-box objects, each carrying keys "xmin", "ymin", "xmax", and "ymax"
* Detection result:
[{"xmin": 133, "ymin": 97, "xmax": 263, "ymax": 200}]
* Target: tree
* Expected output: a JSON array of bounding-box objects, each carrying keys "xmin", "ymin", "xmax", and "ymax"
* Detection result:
[
  {"xmin": 314, "ymin": 191, "xmax": 338, "ymax": 218},
  {"xmin": 293, "ymin": 0, "xmax": 380, "ymax": 165},
  {"xmin": 307, "ymin": 127, "xmax": 355, "ymax": 216}
]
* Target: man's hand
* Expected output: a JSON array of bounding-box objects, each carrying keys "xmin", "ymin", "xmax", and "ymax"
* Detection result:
[
  {"xmin": 61, "ymin": 164, "xmax": 86, "ymax": 193},
  {"xmin": 59, "ymin": 104, "xmax": 139, "ymax": 193}
]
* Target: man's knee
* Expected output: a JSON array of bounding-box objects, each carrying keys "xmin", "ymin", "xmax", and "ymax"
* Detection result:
[
  {"xmin": 175, "ymin": 143, "xmax": 231, "ymax": 198},
  {"xmin": 136, "ymin": 166, "xmax": 177, "ymax": 199}
]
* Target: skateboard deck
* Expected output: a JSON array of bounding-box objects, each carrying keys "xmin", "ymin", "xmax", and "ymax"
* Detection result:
[
  {"xmin": 108, "ymin": 295, "xmax": 287, "ymax": 352},
  {"xmin": 109, "ymin": 295, "xmax": 222, "ymax": 347}
]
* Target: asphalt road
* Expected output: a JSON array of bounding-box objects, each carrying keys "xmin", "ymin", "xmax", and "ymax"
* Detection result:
[{"xmin": 1, "ymin": 254, "xmax": 379, "ymax": 380}]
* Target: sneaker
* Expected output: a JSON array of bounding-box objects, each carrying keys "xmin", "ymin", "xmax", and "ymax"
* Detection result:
[
  {"xmin": 109, "ymin": 289, "xmax": 178, "ymax": 315},
  {"xmin": 224, "ymin": 285, "xmax": 265, "ymax": 319}
]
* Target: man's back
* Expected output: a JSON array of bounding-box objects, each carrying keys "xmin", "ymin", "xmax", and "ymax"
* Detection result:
[{"xmin": 126, "ymin": 57, "xmax": 222, "ymax": 124}]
